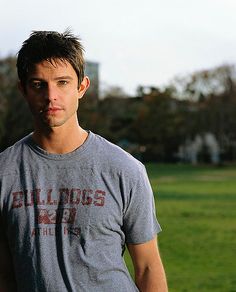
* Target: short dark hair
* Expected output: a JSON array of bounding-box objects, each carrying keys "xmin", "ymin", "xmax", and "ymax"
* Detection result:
[{"xmin": 17, "ymin": 29, "xmax": 85, "ymax": 89}]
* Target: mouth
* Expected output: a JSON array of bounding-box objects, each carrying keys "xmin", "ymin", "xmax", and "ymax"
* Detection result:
[{"xmin": 40, "ymin": 106, "xmax": 63, "ymax": 115}]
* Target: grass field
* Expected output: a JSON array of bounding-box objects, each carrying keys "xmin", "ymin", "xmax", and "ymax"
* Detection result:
[{"xmin": 124, "ymin": 163, "xmax": 236, "ymax": 292}]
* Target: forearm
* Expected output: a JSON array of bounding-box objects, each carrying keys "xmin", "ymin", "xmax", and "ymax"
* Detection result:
[
  {"xmin": 135, "ymin": 262, "xmax": 168, "ymax": 292},
  {"xmin": 128, "ymin": 237, "xmax": 168, "ymax": 292}
]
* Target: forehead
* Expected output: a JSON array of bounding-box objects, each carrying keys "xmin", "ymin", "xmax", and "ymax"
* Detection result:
[{"xmin": 28, "ymin": 58, "xmax": 76, "ymax": 78}]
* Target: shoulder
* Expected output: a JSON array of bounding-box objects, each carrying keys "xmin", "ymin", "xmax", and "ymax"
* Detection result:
[
  {"xmin": 0, "ymin": 135, "xmax": 31, "ymax": 176},
  {"xmin": 89, "ymin": 132, "xmax": 146, "ymax": 176}
]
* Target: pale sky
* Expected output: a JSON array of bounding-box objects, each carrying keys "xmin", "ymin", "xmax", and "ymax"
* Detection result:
[{"xmin": 0, "ymin": 0, "xmax": 236, "ymax": 95}]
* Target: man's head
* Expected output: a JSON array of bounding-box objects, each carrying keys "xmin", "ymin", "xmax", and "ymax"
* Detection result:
[{"xmin": 17, "ymin": 30, "xmax": 85, "ymax": 91}]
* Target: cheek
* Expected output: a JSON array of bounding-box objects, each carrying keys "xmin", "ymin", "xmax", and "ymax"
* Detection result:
[
  {"xmin": 24, "ymin": 95, "xmax": 42, "ymax": 112},
  {"xmin": 71, "ymin": 90, "xmax": 80, "ymax": 106},
  {"xmin": 26, "ymin": 97, "xmax": 37, "ymax": 106},
  {"xmin": 64, "ymin": 92, "xmax": 79, "ymax": 111}
]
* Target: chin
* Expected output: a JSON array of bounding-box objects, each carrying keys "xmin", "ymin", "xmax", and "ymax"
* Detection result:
[{"xmin": 40, "ymin": 118, "xmax": 66, "ymax": 128}]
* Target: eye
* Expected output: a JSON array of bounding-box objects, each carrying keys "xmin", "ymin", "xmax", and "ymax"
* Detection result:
[
  {"xmin": 58, "ymin": 80, "xmax": 68, "ymax": 86},
  {"xmin": 30, "ymin": 81, "xmax": 45, "ymax": 89}
]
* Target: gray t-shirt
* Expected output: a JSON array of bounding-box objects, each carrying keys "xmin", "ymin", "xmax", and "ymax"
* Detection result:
[{"xmin": 0, "ymin": 132, "xmax": 161, "ymax": 292}]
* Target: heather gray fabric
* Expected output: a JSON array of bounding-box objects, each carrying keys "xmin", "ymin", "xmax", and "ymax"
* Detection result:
[{"xmin": 0, "ymin": 132, "xmax": 161, "ymax": 292}]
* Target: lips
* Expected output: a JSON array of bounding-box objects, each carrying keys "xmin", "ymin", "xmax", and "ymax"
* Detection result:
[
  {"xmin": 47, "ymin": 107, "xmax": 61, "ymax": 112},
  {"xmin": 40, "ymin": 106, "xmax": 63, "ymax": 114}
]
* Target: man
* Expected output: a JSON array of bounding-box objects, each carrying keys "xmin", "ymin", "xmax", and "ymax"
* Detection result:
[{"xmin": 0, "ymin": 30, "xmax": 168, "ymax": 292}]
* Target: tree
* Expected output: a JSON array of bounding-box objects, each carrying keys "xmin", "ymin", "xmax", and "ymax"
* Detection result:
[
  {"xmin": 171, "ymin": 64, "xmax": 236, "ymax": 101},
  {"xmin": 131, "ymin": 87, "xmax": 186, "ymax": 162},
  {"xmin": 0, "ymin": 56, "xmax": 33, "ymax": 150},
  {"xmin": 170, "ymin": 64, "xmax": 236, "ymax": 161}
]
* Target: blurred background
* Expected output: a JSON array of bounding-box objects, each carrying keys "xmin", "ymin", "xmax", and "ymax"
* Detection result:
[{"xmin": 0, "ymin": 0, "xmax": 236, "ymax": 291}]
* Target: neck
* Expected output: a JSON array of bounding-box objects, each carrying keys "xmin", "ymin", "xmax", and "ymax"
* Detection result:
[{"xmin": 32, "ymin": 121, "xmax": 88, "ymax": 154}]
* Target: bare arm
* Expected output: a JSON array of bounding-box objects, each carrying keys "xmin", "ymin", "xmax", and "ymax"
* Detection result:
[
  {"xmin": 127, "ymin": 236, "xmax": 168, "ymax": 292},
  {"xmin": 0, "ymin": 218, "xmax": 16, "ymax": 292}
]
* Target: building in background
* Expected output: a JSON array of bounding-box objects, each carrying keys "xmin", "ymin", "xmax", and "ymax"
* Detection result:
[{"xmin": 85, "ymin": 61, "xmax": 99, "ymax": 101}]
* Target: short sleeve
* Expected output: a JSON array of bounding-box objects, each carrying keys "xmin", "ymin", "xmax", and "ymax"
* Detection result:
[{"xmin": 123, "ymin": 165, "xmax": 161, "ymax": 244}]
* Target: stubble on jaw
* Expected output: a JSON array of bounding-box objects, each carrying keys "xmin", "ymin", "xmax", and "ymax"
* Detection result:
[{"xmin": 33, "ymin": 108, "xmax": 79, "ymax": 134}]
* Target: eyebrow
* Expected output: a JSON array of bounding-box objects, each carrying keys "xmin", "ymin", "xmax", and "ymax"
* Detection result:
[
  {"xmin": 54, "ymin": 76, "xmax": 74, "ymax": 80},
  {"xmin": 28, "ymin": 76, "xmax": 74, "ymax": 82}
]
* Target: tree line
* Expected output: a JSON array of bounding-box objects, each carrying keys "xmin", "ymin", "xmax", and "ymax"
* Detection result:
[{"xmin": 0, "ymin": 56, "xmax": 236, "ymax": 163}]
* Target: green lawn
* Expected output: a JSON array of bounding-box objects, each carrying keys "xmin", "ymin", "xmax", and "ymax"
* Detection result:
[{"xmin": 125, "ymin": 164, "xmax": 236, "ymax": 292}]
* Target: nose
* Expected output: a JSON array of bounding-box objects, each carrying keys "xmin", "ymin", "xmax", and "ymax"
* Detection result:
[{"xmin": 45, "ymin": 83, "xmax": 58, "ymax": 102}]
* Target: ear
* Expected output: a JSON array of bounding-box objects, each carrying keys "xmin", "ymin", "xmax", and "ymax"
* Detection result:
[{"xmin": 78, "ymin": 76, "xmax": 90, "ymax": 99}]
